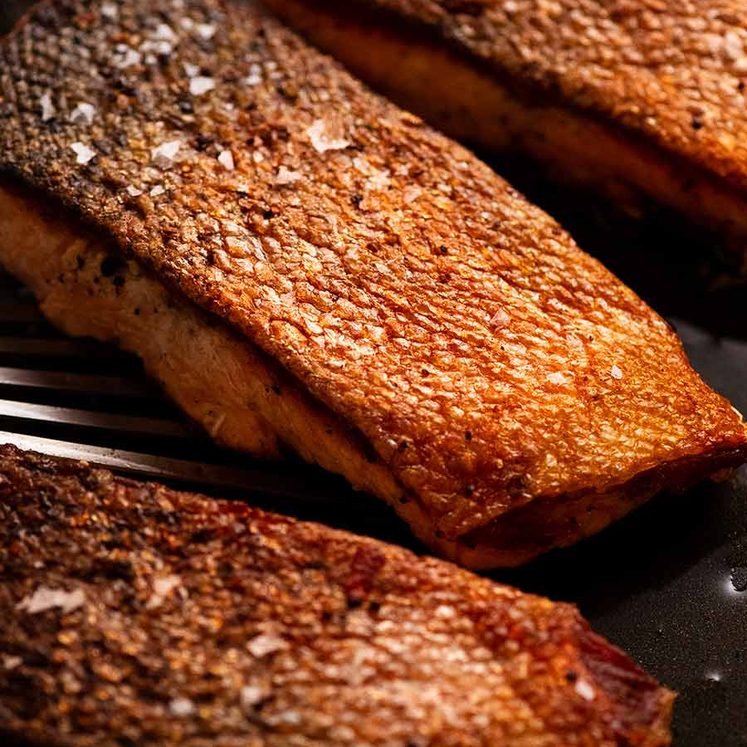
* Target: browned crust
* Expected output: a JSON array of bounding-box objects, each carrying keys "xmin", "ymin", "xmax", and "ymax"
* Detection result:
[
  {"xmin": 295, "ymin": 0, "xmax": 747, "ymax": 198},
  {"xmin": 0, "ymin": 445, "xmax": 673, "ymax": 744},
  {"xmin": 263, "ymin": 0, "xmax": 747, "ymax": 271},
  {"xmin": 0, "ymin": 0, "xmax": 745, "ymax": 555}
]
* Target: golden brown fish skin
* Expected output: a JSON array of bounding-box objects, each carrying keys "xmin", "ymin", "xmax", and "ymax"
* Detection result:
[
  {"xmin": 0, "ymin": 445, "xmax": 673, "ymax": 745},
  {"xmin": 0, "ymin": 0, "xmax": 746, "ymax": 567},
  {"xmin": 264, "ymin": 0, "xmax": 747, "ymax": 270}
]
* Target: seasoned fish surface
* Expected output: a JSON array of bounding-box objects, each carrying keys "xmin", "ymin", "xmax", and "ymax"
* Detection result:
[
  {"xmin": 265, "ymin": 0, "xmax": 747, "ymax": 270},
  {"xmin": 0, "ymin": 446, "xmax": 673, "ymax": 745},
  {"xmin": 0, "ymin": 0, "xmax": 746, "ymax": 568}
]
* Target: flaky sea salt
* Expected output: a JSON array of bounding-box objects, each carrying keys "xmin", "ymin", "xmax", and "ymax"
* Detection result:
[
  {"xmin": 547, "ymin": 372, "xmax": 568, "ymax": 386},
  {"xmin": 276, "ymin": 166, "xmax": 301, "ymax": 185},
  {"xmin": 40, "ymin": 91, "xmax": 55, "ymax": 122},
  {"xmin": 306, "ymin": 119, "xmax": 350, "ymax": 153},
  {"xmin": 366, "ymin": 170, "xmax": 390, "ymax": 191},
  {"xmin": 183, "ymin": 62, "xmax": 200, "ymax": 78},
  {"xmin": 352, "ymin": 155, "xmax": 371, "ymax": 174},
  {"xmin": 196, "ymin": 23, "xmax": 216, "ymax": 40},
  {"xmin": 126, "ymin": 185, "xmax": 143, "ymax": 197},
  {"xmin": 70, "ymin": 102, "xmax": 96, "ymax": 125},
  {"xmin": 434, "ymin": 605, "xmax": 456, "ymax": 619},
  {"xmin": 18, "ymin": 586, "xmax": 86, "ymax": 614},
  {"xmin": 101, "ymin": 2, "xmax": 118, "ymax": 20},
  {"xmin": 403, "ymin": 185, "xmax": 422, "ymax": 204},
  {"xmin": 218, "ymin": 150, "xmax": 235, "ymax": 170},
  {"xmin": 169, "ymin": 697, "xmax": 195, "ymax": 717},
  {"xmin": 189, "ymin": 76, "xmax": 215, "ymax": 96},
  {"xmin": 71, "ymin": 142, "xmax": 96, "ymax": 165},
  {"xmin": 113, "ymin": 45, "xmax": 142, "ymax": 69},
  {"xmin": 150, "ymin": 185, "xmax": 166, "ymax": 197},
  {"xmin": 489, "ymin": 308, "xmax": 510, "ymax": 329},
  {"xmin": 245, "ymin": 63, "xmax": 262, "ymax": 87},
  {"xmin": 153, "ymin": 23, "xmax": 177, "ymax": 42},
  {"xmin": 140, "ymin": 40, "xmax": 173, "ymax": 59},
  {"xmin": 247, "ymin": 633, "xmax": 287, "ymax": 658},
  {"xmin": 151, "ymin": 139, "xmax": 182, "ymax": 166},
  {"xmin": 240, "ymin": 684, "xmax": 267, "ymax": 708},
  {"xmin": 147, "ymin": 573, "xmax": 180, "ymax": 608},
  {"xmin": 2, "ymin": 655, "xmax": 22, "ymax": 670},
  {"xmin": 274, "ymin": 711, "xmax": 302, "ymax": 726},
  {"xmin": 610, "ymin": 364, "xmax": 623, "ymax": 380},
  {"xmin": 575, "ymin": 679, "xmax": 596, "ymax": 701}
]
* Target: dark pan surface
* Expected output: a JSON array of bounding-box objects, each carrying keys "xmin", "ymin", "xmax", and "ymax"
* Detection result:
[
  {"xmin": 493, "ymin": 164, "xmax": 747, "ymax": 747},
  {"xmin": 1, "ymin": 3, "xmax": 746, "ymax": 744}
]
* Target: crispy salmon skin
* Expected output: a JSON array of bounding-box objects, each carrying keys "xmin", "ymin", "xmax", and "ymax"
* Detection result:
[
  {"xmin": 0, "ymin": 0, "xmax": 746, "ymax": 568},
  {"xmin": 0, "ymin": 445, "xmax": 673, "ymax": 745},
  {"xmin": 264, "ymin": 0, "xmax": 747, "ymax": 271}
]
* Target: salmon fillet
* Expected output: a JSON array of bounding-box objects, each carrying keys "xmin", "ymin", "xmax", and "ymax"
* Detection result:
[
  {"xmin": 264, "ymin": 0, "xmax": 747, "ymax": 272},
  {"xmin": 0, "ymin": 445, "xmax": 673, "ymax": 745},
  {"xmin": 0, "ymin": 0, "xmax": 746, "ymax": 569}
]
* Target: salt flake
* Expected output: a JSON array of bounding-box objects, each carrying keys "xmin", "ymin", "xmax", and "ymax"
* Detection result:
[
  {"xmin": 40, "ymin": 91, "xmax": 55, "ymax": 122},
  {"xmin": 434, "ymin": 605, "xmax": 456, "ymax": 619},
  {"xmin": 113, "ymin": 45, "xmax": 142, "ymax": 69},
  {"xmin": 169, "ymin": 697, "xmax": 195, "ymax": 717},
  {"xmin": 140, "ymin": 39, "xmax": 173, "ymax": 58},
  {"xmin": 17, "ymin": 586, "xmax": 86, "ymax": 614},
  {"xmin": 70, "ymin": 102, "xmax": 96, "ymax": 125},
  {"xmin": 240, "ymin": 684, "xmax": 268, "ymax": 708},
  {"xmin": 196, "ymin": 23, "xmax": 216, "ymax": 40},
  {"xmin": 153, "ymin": 23, "xmax": 177, "ymax": 42},
  {"xmin": 575, "ymin": 679, "xmax": 596, "ymax": 701},
  {"xmin": 547, "ymin": 372, "xmax": 568, "ymax": 386},
  {"xmin": 306, "ymin": 119, "xmax": 350, "ymax": 153},
  {"xmin": 276, "ymin": 166, "xmax": 301, "ymax": 185},
  {"xmin": 101, "ymin": 2, "xmax": 118, "ymax": 20},
  {"xmin": 183, "ymin": 62, "xmax": 200, "ymax": 78},
  {"xmin": 2, "ymin": 655, "xmax": 22, "ymax": 670},
  {"xmin": 366, "ymin": 170, "xmax": 390, "ymax": 191},
  {"xmin": 150, "ymin": 185, "xmax": 166, "ymax": 197},
  {"xmin": 189, "ymin": 76, "xmax": 215, "ymax": 96},
  {"xmin": 147, "ymin": 573, "xmax": 180, "ymax": 608},
  {"xmin": 489, "ymin": 308, "xmax": 510, "ymax": 329},
  {"xmin": 151, "ymin": 139, "xmax": 182, "ymax": 166},
  {"xmin": 245, "ymin": 63, "xmax": 262, "ymax": 87},
  {"xmin": 610, "ymin": 364, "xmax": 623, "ymax": 380},
  {"xmin": 71, "ymin": 142, "xmax": 96, "ymax": 165},
  {"xmin": 403, "ymin": 185, "xmax": 422, "ymax": 204},
  {"xmin": 126, "ymin": 185, "xmax": 143, "ymax": 197},
  {"xmin": 275, "ymin": 711, "xmax": 302, "ymax": 726},
  {"xmin": 218, "ymin": 150, "xmax": 235, "ymax": 170},
  {"xmin": 247, "ymin": 633, "xmax": 287, "ymax": 658}
]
